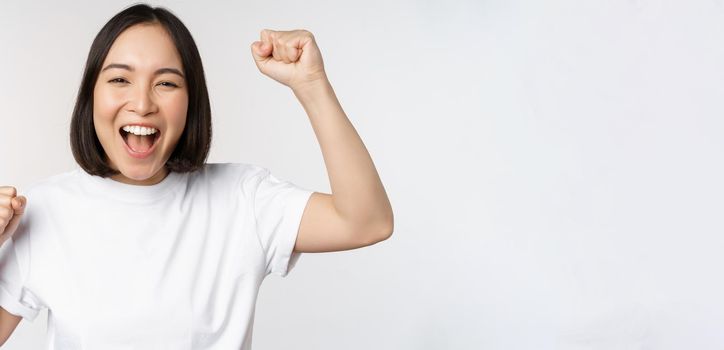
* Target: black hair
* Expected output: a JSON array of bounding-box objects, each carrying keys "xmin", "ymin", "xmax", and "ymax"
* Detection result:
[{"xmin": 70, "ymin": 3, "xmax": 211, "ymax": 176}]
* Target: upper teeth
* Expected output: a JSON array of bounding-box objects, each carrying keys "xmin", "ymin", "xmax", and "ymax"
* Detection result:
[{"xmin": 123, "ymin": 125, "xmax": 158, "ymax": 136}]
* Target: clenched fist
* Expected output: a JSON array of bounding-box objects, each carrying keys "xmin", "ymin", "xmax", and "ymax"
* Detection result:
[
  {"xmin": 250, "ymin": 29, "xmax": 327, "ymax": 92},
  {"xmin": 0, "ymin": 186, "xmax": 26, "ymax": 247}
]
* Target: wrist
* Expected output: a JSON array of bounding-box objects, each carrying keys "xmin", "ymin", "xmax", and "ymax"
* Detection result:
[{"xmin": 291, "ymin": 73, "xmax": 330, "ymax": 98}]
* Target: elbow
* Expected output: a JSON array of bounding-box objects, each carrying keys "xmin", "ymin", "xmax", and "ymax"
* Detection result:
[
  {"xmin": 373, "ymin": 212, "xmax": 394, "ymax": 243},
  {"xmin": 384, "ymin": 209, "xmax": 395, "ymax": 237},
  {"xmin": 354, "ymin": 210, "xmax": 394, "ymax": 247},
  {"xmin": 380, "ymin": 218, "xmax": 394, "ymax": 241}
]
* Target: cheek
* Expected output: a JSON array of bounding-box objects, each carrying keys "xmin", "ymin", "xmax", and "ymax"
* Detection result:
[
  {"xmin": 93, "ymin": 86, "xmax": 125, "ymax": 124},
  {"xmin": 164, "ymin": 93, "xmax": 188, "ymax": 137}
]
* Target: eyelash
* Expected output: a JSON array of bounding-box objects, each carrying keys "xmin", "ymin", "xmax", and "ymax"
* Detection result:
[{"xmin": 108, "ymin": 78, "xmax": 178, "ymax": 88}]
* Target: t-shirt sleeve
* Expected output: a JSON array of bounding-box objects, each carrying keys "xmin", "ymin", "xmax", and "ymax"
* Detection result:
[
  {"xmin": 251, "ymin": 168, "xmax": 314, "ymax": 277},
  {"xmin": 0, "ymin": 232, "xmax": 42, "ymax": 321}
]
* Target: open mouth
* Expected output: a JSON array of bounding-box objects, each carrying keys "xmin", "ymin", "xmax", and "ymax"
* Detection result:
[{"xmin": 119, "ymin": 125, "xmax": 161, "ymax": 157}]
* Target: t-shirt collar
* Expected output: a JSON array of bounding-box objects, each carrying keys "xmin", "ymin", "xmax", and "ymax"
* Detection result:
[{"xmin": 79, "ymin": 168, "xmax": 185, "ymax": 203}]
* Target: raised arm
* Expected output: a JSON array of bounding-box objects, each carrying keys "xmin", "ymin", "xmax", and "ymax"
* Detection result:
[{"xmin": 251, "ymin": 29, "xmax": 393, "ymax": 253}]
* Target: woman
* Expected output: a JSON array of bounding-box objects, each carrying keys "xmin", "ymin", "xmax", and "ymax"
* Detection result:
[{"xmin": 0, "ymin": 3, "xmax": 393, "ymax": 349}]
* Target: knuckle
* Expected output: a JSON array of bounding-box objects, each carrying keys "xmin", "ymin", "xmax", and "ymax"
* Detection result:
[{"xmin": 0, "ymin": 186, "xmax": 17, "ymax": 196}]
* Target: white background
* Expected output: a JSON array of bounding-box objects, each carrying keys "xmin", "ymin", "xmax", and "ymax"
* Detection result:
[{"xmin": 1, "ymin": 0, "xmax": 723, "ymax": 349}]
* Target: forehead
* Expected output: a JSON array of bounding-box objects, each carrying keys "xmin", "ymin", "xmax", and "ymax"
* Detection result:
[{"xmin": 103, "ymin": 23, "xmax": 182, "ymax": 70}]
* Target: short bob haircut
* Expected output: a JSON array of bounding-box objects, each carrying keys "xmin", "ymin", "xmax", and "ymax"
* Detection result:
[{"xmin": 70, "ymin": 3, "xmax": 211, "ymax": 177}]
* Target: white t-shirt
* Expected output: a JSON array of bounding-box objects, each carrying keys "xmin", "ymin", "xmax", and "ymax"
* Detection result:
[{"xmin": 0, "ymin": 163, "xmax": 314, "ymax": 349}]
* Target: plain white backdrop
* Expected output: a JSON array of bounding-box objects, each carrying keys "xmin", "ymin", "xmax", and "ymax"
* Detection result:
[{"xmin": 1, "ymin": 0, "xmax": 723, "ymax": 349}]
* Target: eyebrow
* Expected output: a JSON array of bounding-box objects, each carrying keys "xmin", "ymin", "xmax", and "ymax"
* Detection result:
[{"xmin": 101, "ymin": 63, "xmax": 185, "ymax": 78}]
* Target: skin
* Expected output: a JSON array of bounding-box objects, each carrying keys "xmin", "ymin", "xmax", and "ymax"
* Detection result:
[{"xmin": 93, "ymin": 22, "xmax": 189, "ymax": 186}]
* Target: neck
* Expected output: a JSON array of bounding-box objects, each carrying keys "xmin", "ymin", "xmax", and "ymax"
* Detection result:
[{"xmin": 110, "ymin": 167, "xmax": 169, "ymax": 186}]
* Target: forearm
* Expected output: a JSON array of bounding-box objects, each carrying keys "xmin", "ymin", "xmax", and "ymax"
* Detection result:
[{"xmin": 293, "ymin": 76, "xmax": 393, "ymax": 231}]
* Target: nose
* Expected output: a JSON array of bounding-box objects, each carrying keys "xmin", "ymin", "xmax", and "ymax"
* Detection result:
[{"xmin": 126, "ymin": 83, "xmax": 159, "ymax": 117}]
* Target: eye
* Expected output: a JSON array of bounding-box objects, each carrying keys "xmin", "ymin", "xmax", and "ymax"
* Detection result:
[
  {"xmin": 158, "ymin": 81, "xmax": 179, "ymax": 88},
  {"xmin": 108, "ymin": 77, "xmax": 128, "ymax": 84}
]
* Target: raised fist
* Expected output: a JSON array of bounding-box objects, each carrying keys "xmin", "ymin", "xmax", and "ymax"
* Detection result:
[{"xmin": 250, "ymin": 29, "xmax": 327, "ymax": 92}]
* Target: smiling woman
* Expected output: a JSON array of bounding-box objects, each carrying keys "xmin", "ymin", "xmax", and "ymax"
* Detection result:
[
  {"xmin": 92, "ymin": 23, "xmax": 190, "ymax": 185},
  {"xmin": 0, "ymin": 2, "xmax": 393, "ymax": 349},
  {"xmin": 70, "ymin": 7, "xmax": 211, "ymax": 185}
]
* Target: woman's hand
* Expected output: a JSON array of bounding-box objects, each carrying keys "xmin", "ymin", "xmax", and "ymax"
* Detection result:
[
  {"xmin": 0, "ymin": 186, "xmax": 26, "ymax": 247},
  {"xmin": 250, "ymin": 29, "xmax": 327, "ymax": 92}
]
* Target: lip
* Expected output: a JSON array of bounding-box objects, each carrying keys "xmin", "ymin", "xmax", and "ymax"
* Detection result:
[{"xmin": 118, "ymin": 126, "xmax": 162, "ymax": 160}]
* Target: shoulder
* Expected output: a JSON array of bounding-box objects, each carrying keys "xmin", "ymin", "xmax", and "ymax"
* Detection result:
[
  {"xmin": 20, "ymin": 168, "xmax": 84, "ymax": 201},
  {"xmin": 185, "ymin": 163, "xmax": 274, "ymax": 198},
  {"xmin": 197, "ymin": 162, "xmax": 272, "ymax": 184}
]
